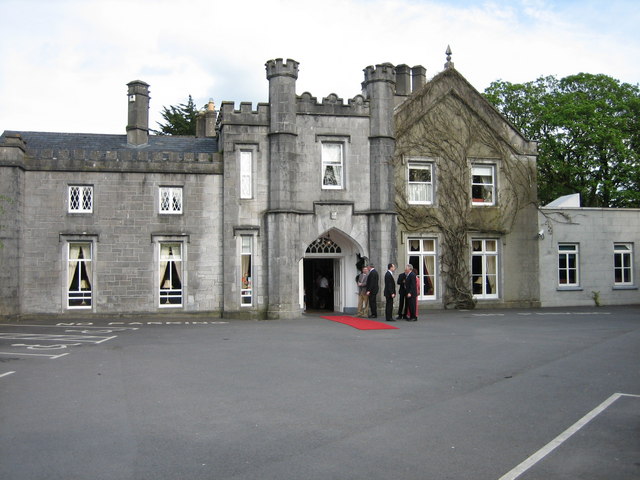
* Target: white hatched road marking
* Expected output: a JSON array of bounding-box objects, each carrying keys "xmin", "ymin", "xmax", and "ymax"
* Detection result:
[
  {"xmin": 0, "ymin": 333, "xmax": 116, "ymax": 343},
  {"xmin": 0, "ymin": 324, "xmax": 129, "ymax": 360}
]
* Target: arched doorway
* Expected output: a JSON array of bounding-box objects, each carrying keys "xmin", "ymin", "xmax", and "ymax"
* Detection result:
[{"xmin": 300, "ymin": 230, "xmax": 363, "ymax": 314}]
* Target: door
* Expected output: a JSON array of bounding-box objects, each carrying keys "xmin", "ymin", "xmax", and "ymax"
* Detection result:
[{"xmin": 333, "ymin": 258, "xmax": 342, "ymax": 312}]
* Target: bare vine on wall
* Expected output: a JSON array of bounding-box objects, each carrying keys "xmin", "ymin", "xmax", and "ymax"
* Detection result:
[{"xmin": 394, "ymin": 90, "xmax": 537, "ymax": 309}]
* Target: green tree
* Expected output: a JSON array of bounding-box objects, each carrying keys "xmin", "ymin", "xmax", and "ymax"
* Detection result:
[
  {"xmin": 484, "ymin": 74, "xmax": 640, "ymax": 207},
  {"xmin": 154, "ymin": 95, "xmax": 200, "ymax": 136}
]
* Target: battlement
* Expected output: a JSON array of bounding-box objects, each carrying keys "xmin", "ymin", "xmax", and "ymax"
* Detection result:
[
  {"xmin": 20, "ymin": 148, "xmax": 216, "ymax": 163},
  {"xmin": 265, "ymin": 58, "xmax": 299, "ymax": 79},
  {"xmin": 218, "ymin": 102, "xmax": 270, "ymax": 126},
  {"xmin": 362, "ymin": 63, "xmax": 396, "ymax": 86},
  {"xmin": 297, "ymin": 92, "xmax": 369, "ymax": 116}
]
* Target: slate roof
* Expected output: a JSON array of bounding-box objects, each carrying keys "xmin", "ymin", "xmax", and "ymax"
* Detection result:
[{"xmin": 2, "ymin": 131, "xmax": 218, "ymax": 154}]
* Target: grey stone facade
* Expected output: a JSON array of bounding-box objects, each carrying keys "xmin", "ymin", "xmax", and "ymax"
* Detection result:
[{"xmin": 1, "ymin": 57, "xmax": 636, "ymax": 319}]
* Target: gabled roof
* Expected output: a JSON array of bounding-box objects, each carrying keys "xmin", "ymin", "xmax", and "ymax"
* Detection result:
[{"xmin": 395, "ymin": 67, "xmax": 537, "ymax": 156}]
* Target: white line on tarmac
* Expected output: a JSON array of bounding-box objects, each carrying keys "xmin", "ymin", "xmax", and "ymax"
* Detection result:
[
  {"xmin": 0, "ymin": 371, "xmax": 15, "ymax": 378},
  {"xmin": 0, "ymin": 324, "xmax": 138, "ymax": 331},
  {"xmin": 0, "ymin": 351, "xmax": 70, "ymax": 359},
  {"xmin": 498, "ymin": 393, "xmax": 640, "ymax": 480},
  {"xmin": 0, "ymin": 333, "xmax": 116, "ymax": 343}
]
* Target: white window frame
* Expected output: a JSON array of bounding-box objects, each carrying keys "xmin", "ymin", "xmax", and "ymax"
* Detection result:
[
  {"xmin": 407, "ymin": 237, "xmax": 437, "ymax": 299},
  {"xmin": 240, "ymin": 150, "xmax": 253, "ymax": 199},
  {"xmin": 68, "ymin": 185, "xmax": 93, "ymax": 213},
  {"xmin": 472, "ymin": 239, "xmax": 499, "ymax": 299},
  {"xmin": 471, "ymin": 164, "xmax": 495, "ymax": 206},
  {"xmin": 407, "ymin": 160, "xmax": 434, "ymax": 205},
  {"xmin": 558, "ymin": 243, "xmax": 579, "ymax": 287},
  {"xmin": 321, "ymin": 142, "xmax": 344, "ymax": 190},
  {"xmin": 240, "ymin": 235, "xmax": 253, "ymax": 306},
  {"xmin": 67, "ymin": 242, "xmax": 93, "ymax": 309},
  {"xmin": 614, "ymin": 243, "xmax": 634, "ymax": 286},
  {"xmin": 159, "ymin": 186, "xmax": 183, "ymax": 214},
  {"xmin": 159, "ymin": 242, "xmax": 183, "ymax": 307}
]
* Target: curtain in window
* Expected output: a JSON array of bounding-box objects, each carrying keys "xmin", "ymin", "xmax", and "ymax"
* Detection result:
[
  {"xmin": 322, "ymin": 144, "xmax": 342, "ymax": 187},
  {"xmin": 160, "ymin": 244, "xmax": 182, "ymax": 305},
  {"xmin": 68, "ymin": 243, "xmax": 92, "ymax": 307},
  {"xmin": 68, "ymin": 244, "xmax": 92, "ymax": 291}
]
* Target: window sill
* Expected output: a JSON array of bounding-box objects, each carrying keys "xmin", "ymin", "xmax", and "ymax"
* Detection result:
[
  {"xmin": 612, "ymin": 285, "xmax": 638, "ymax": 290},
  {"xmin": 556, "ymin": 286, "xmax": 582, "ymax": 291}
]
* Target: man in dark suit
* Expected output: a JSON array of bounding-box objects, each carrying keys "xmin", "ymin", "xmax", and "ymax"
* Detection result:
[
  {"xmin": 404, "ymin": 264, "xmax": 418, "ymax": 321},
  {"xmin": 384, "ymin": 263, "xmax": 397, "ymax": 321},
  {"xmin": 396, "ymin": 271, "xmax": 407, "ymax": 319},
  {"xmin": 365, "ymin": 264, "xmax": 379, "ymax": 318}
]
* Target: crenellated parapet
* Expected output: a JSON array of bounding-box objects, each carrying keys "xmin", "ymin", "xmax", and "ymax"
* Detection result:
[
  {"xmin": 265, "ymin": 58, "xmax": 299, "ymax": 80},
  {"xmin": 0, "ymin": 131, "xmax": 221, "ymax": 173},
  {"xmin": 218, "ymin": 101, "xmax": 270, "ymax": 127},
  {"xmin": 362, "ymin": 63, "xmax": 396, "ymax": 90},
  {"xmin": 296, "ymin": 92, "xmax": 369, "ymax": 117},
  {"xmin": 16, "ymin": 149, "xmax": 217, "ymax": 164}
]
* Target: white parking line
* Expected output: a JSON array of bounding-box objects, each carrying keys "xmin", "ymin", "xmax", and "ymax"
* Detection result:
[
  {"xmin": 498, "ymin": 392, "xmax": 640, "ymax": 480},
  {"xmin": 0, "ymin": 371, "xmax": 15, "ymax": 378},
  {"xmin": 0, "ymin": 351, "xmax": 69, "ymax": 359},
  {"xmin": 0, "ymin": 324, "xmax": 138, "ymax": 332}
]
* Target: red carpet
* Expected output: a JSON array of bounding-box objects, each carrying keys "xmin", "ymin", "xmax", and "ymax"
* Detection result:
[{"xmin": 321, "ymin": 316, "xmax": 399, "ymax": 330}]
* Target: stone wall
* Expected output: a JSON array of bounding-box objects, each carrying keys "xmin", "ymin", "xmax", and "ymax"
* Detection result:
[{"xmin": 18, "ymin": 169, "xmax": 223, "ymax": 315}]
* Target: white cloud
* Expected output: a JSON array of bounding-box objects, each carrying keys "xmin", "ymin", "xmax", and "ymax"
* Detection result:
[{"xmin": 0, "ymin": 0, "xmax": 638, "ymax": 134}]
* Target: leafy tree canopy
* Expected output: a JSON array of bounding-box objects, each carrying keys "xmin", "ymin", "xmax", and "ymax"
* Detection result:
[
  {"xmin": 153, "ymin": 95, "xmax": 200, "ymax": 136},
  {"xmin": 484, "ymin": 74, "xmax": 640, "ymax": 207}
]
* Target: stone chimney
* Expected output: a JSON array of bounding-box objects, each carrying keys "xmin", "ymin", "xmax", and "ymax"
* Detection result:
[
  {"xmin": 196, "ymin": 99, "xmax": 218, "ymax": 138},
  {"xmin": 395, "ymin": 64, "xmax": 411, "ymax": 96},
  {"xmin": 126, "ymin": 80, "xmax": 150, "ymax": 146},
  {"xmin": 411, "ymin": 66, "xmax": 426, "ymax": 93}
]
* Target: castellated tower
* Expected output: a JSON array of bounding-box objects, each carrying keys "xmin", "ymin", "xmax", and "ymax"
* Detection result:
[
  {"xmin": 362, "ymin": 63, "xmax": 398, "ymax": 273},
  {"xmin": 265, "ymin": 58, "xmax": 299, "ymax": 209},
  {"xmin": 265, "ymin": 59, "xmax": 300, "ymax": 318}
]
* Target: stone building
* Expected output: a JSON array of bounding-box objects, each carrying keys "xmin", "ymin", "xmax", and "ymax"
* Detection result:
[
  {"xmin": 392, "ymin": 57, "xmax": 540, "ymax": 309},
  {"xmin": 1, "ymin": 56, "xmax": 636, "ymax": 319},
  {"xmin": 538, "ymin": 194, "xmax": 640, "ymax": 307},
  {"xmin": 0, "ymin": 59, "xmax": 400, "ymax": 319}
]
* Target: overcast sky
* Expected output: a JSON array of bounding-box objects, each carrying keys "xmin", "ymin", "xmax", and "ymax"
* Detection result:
[{"xmin": 1, "ymin": 0, "xmax": 638, "ymax": 135}]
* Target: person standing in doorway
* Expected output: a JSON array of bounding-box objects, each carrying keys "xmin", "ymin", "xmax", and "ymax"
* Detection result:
[
  {"xmin": 384, "ymin": 263, "xmax": 397, "ymax": 321},
  {"xmin": 318, "ymin": 273, "xmax": 330, "ymax": 309},
  {"xmin": 404, "ymin": 264, "xmax": 418, "ymax": 321},
  {"xmin": 356, "ymin": 266, "xmax": 369, "ymax": 317},
  {"xmin": 366, "ymin": 264, "xmax": 379, "ymax": 318}
]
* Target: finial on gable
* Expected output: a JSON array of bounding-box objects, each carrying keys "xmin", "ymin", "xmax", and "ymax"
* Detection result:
[{"xmin": 445, "ymin": 45, "xmax": 454, "ymax": 69}]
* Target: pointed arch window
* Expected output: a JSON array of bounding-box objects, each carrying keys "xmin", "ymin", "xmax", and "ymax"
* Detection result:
[{"xmin": 306, "ymin": 237, "xmax": 342, "ymax": 254}]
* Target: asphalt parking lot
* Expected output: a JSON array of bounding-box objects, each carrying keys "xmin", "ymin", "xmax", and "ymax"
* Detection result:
[{"xmin": 1, "ymin": 306, "xmax": 639, "ymax": 480}]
